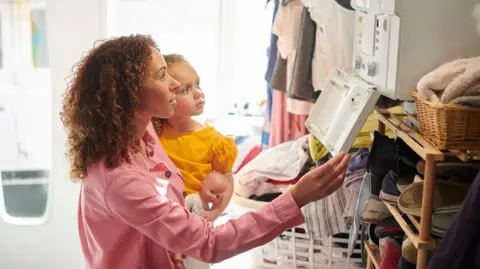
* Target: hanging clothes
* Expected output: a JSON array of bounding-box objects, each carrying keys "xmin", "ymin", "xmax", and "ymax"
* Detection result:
[
  {"xmin": 270, "ymin": 0, "xmax": 314, "ymax": 115},
  {"xmin": 269, "ymin": 90, "xmax": 308, "ymax": 147},
  {"xmin": 286, "ymin": 7, "xmax": 319, "ymax": 114},
  {"xmin": 302, "ymin": 0, "xmax": 355, "ymax": 91}
]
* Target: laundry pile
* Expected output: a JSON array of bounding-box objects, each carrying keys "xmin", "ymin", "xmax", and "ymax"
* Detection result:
[
  {"xmin": 234, "ymin": 135, "xmax": 313, "ymax": 201},
  {"xmin": 417, "ymin": 56, "xmax": 480, "ymax": 107}
]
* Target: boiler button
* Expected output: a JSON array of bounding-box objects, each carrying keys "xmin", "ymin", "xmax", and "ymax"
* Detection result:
[{"xmin": 367, "ymin": 62, "xmax": 376, "ymax": 76}]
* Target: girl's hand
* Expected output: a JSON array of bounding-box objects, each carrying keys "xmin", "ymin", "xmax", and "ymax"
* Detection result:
[{"xmin": 289, "ymin": 152, "xmax": 351, "ymax": 208}]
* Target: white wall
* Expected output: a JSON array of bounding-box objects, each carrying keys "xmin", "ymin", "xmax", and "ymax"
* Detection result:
[{"xmin": 0, "ymin": 0, "xmax": 106, "ymax": 267}]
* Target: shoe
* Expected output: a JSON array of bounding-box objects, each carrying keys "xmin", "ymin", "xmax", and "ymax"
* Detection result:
[
  {"xmin": 432, "ymin": 211, "xmax": 457, "ymax": 237},
  {"xmin": 398, "ymin": 257, "xmax": 416, "ymax": 269},
  {"xmin": 397, "ymin": 238, "xmax": 417, "ymax": 268},
  {"xmin": 367, "ymin": 132, "xmax": 396, "ymax": 196},
  {"xmin": 368, "ymin": 223, "xmax": 380, "ymax": 247},
  {"xmin": 396, "ymin": 174, "xmax": 415, "ymax": 193},
  {"xmin": 393, "ymin": 138, "xmax": 421, "ymax": 178},
  {"xmin": 398, "ymin": 181, "xmax": 470, "ymax": 217},
  {"xmin": 374, "ymin": 217, "xmax": 404, "ymax": 239},
  {"xmin": 417, "ymin": 161, "xmax": 480, "ymax": 183},
  {"xmin": 401, "ymin": 238, "xmax": 417, "ymax": 264},
  {"xmin": 380, "ymin": 170, "xmax": 402, "ymax": 203},
  {"xmin": 361, "ymin": 198, "xmax": 392, "ymax": 224},
  {"xmin": 380, "ymin": 237, "xmax": 402, "ymax": 269}
]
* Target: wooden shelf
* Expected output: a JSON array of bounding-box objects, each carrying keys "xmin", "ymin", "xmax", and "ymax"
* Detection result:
[
  {"xmin": 365, "ymin": 241, "xmax": 381, "ymax": 269},
  {"xmin": 383, "ymin": 201, "xmax": 436, "ymax": 250},
  {"xmin": 373, "ymin": 108, "xmax": 442, "ymax": 269},
  {"xmin": 374, "ymin": 109, "xmax": 480, "ymax": 162},
  {"xmin": 369, "ymin": 108, "xmax": 477, "ymax": 269},
  {"xmin": 374, "ymin": 109, "xmax": 444, "ymax": 161}
]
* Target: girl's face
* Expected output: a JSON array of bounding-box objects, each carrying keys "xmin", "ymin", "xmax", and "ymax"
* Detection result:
[
  {"xmin": 168, "ymin": 61, "xmax": 205, "ymax": 117},
  {"xmin": 140, "ymin": 47, "xmax": 181, "ymax": 119}
]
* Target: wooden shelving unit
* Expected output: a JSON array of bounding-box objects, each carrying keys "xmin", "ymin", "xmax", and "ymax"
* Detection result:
[{"xmin": 364, "ymin": 108, "xmax": 478, "ymax": 269}]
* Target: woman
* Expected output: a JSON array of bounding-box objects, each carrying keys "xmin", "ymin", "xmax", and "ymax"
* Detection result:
[{"xmin": 61, "ymin": 34, "xmax": 351, "ymax": 269}]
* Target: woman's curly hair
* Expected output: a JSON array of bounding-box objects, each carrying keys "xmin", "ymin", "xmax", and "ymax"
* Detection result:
[{"xmin": 61, "ymin": 34, "xmax": 157, "ymax": 180}]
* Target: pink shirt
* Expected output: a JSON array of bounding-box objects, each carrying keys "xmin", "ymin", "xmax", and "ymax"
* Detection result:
[{"xmin": 78, "ymin": 123, "xmax": 305, "ymax": 269}]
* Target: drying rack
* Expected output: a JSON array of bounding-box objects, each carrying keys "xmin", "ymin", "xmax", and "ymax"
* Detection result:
[{"xmin": 364, "ymin": 108, "xmax": 480, "ymax": 269}]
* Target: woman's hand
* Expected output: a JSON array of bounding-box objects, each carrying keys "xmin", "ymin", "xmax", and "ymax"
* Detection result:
[{"xmin": 289, "ymin": 152, "xmax": 351, "ymax": 208}]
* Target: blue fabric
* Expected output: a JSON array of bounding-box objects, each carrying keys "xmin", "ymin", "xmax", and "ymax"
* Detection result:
[
  {"xmin": 265, "ymin": 1, "xmax": 279, "ymax": 83},
  {"xmin": 261, "ymin": 131, "xmax": 270, "ymax": 151},
  {"xmin": 348, "ymin": 150, "xmax": 369, "ymax": 171},
  {"xmin": 265, "ymin": 0, "xmax": 279, "ymax": 123},
  {"xmin": 266, "ymin": 84, "xmax": 273, "ymax": 123}
]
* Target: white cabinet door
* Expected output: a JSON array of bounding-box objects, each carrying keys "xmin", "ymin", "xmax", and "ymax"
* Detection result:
[{"xmin": 305, "ymin": 70, "xmax": 380, "ymax": 155}]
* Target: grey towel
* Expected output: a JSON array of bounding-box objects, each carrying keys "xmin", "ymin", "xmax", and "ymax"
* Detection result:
[
  {"xmin": 287, "ymin": 7, "xmax": 319, "ymax": 102},
  {"xmin": 269, "ymin": 54, "xmax": 288, "ymax": 92},
  {"xmin": 449, "ymin": 95, "xmax": 480, "ymax": 107}
]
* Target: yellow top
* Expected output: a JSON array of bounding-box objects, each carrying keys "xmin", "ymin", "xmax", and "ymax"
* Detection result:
[
  {"xmin": 309, "ymin": 106, "xmax": 403, "ymax": 161},
  {"xmin": 159, "ymin": 124, "xmax": 238, "ymax": 195}
]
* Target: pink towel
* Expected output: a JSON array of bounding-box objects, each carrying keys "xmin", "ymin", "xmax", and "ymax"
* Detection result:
[
  {"xmin": 441, "ymin": 66, "xmax": 480, "ymax": 103},
  {"xmin": 269, "ymin": 90, "xmax": 308, "ymax": 147},
  {"xmin": 416, "ymin": 58, "xmax": 473, "ymax": 102}
]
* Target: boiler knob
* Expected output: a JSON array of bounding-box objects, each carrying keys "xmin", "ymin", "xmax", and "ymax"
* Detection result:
[{"xmin": 366, "ymin": 62, "xmax": 376, "ymax": 76}]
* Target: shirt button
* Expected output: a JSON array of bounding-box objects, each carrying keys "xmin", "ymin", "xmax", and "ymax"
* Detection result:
[
  {"xmin": 149, "ymin": 151, "xmax": 154, "ymax": 157},
  {"xmin": 165, "ymin": 171, "xmax": 171, "ymax": 178}
]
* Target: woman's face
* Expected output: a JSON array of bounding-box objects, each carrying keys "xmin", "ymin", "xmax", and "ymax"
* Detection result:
[{"xmin": 140, "ymin": 47, "xmax": 180, "ymax": 119}]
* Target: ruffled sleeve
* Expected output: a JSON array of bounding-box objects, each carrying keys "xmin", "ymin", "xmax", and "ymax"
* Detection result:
[{"xmin": 211, "ymin": 136, "xmax": 238, "ymax": 174}]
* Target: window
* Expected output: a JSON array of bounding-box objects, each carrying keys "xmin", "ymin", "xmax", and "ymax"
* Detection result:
[
  {"xmin": 0, "ymin": 1, "xmax": 51, "ymax": 226},
  {"xmin": 110, "ymin": 0, "xmax": 273, "ymax": 119}
]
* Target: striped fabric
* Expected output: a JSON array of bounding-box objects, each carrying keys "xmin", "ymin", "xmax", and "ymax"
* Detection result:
[{"xmin": 302, "ymin": 186, "xmax": 350, "ymax": 239}]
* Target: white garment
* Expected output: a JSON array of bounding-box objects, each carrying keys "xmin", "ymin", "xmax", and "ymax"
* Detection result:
[
  {"xmin": 272, "ymin": 1, "xmax": 303, "ymax": 59},
  {"xmin": 235, "ymin": 135, "xmax": 309, "ymax": 185},
  {"xmin": 183, "ymin": 257, "xmax": 210, "ymax": 269},
  {"xmin": 184, "ymin": 193, "xmax": 207, "ymax": 215},
  {"xmin": 302, "ymin": 0, "xmax": 355, "ymax": 91}
]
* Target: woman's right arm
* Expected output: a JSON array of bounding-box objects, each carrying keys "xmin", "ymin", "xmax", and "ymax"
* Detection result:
[
  {"xmin": 104, "ymin": 173, "xmax": 304, "ymax": 264},
  {"xmin": 104, "ymin": 152, "xmax": 350, "ymax": 263}
]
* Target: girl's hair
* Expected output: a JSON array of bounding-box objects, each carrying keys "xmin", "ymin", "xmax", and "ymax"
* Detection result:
[
  {"xmin": 61, "ymin": 34, "xmax": 157, "ymax": 180},
  {"xmin": 152, "ymin": 53, "xmax": 189, "ymax": 135}
]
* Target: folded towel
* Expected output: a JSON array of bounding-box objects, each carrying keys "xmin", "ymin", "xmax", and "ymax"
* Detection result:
[
  {"xmin": 417, "ymin": 57, "xmax": 473, "ymax": 102},
  {"xmin": 449, "ymin": 95, "xmax": 480, "ymax": 107},
  {"xmin": 442, "ymin": 67, "xmax": 480, "ymax": 103}
]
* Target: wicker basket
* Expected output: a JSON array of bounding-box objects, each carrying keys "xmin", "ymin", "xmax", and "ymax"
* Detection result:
[{"xmin": 412, "ymin": 91, "xmax": 480, "ymax": 150}]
